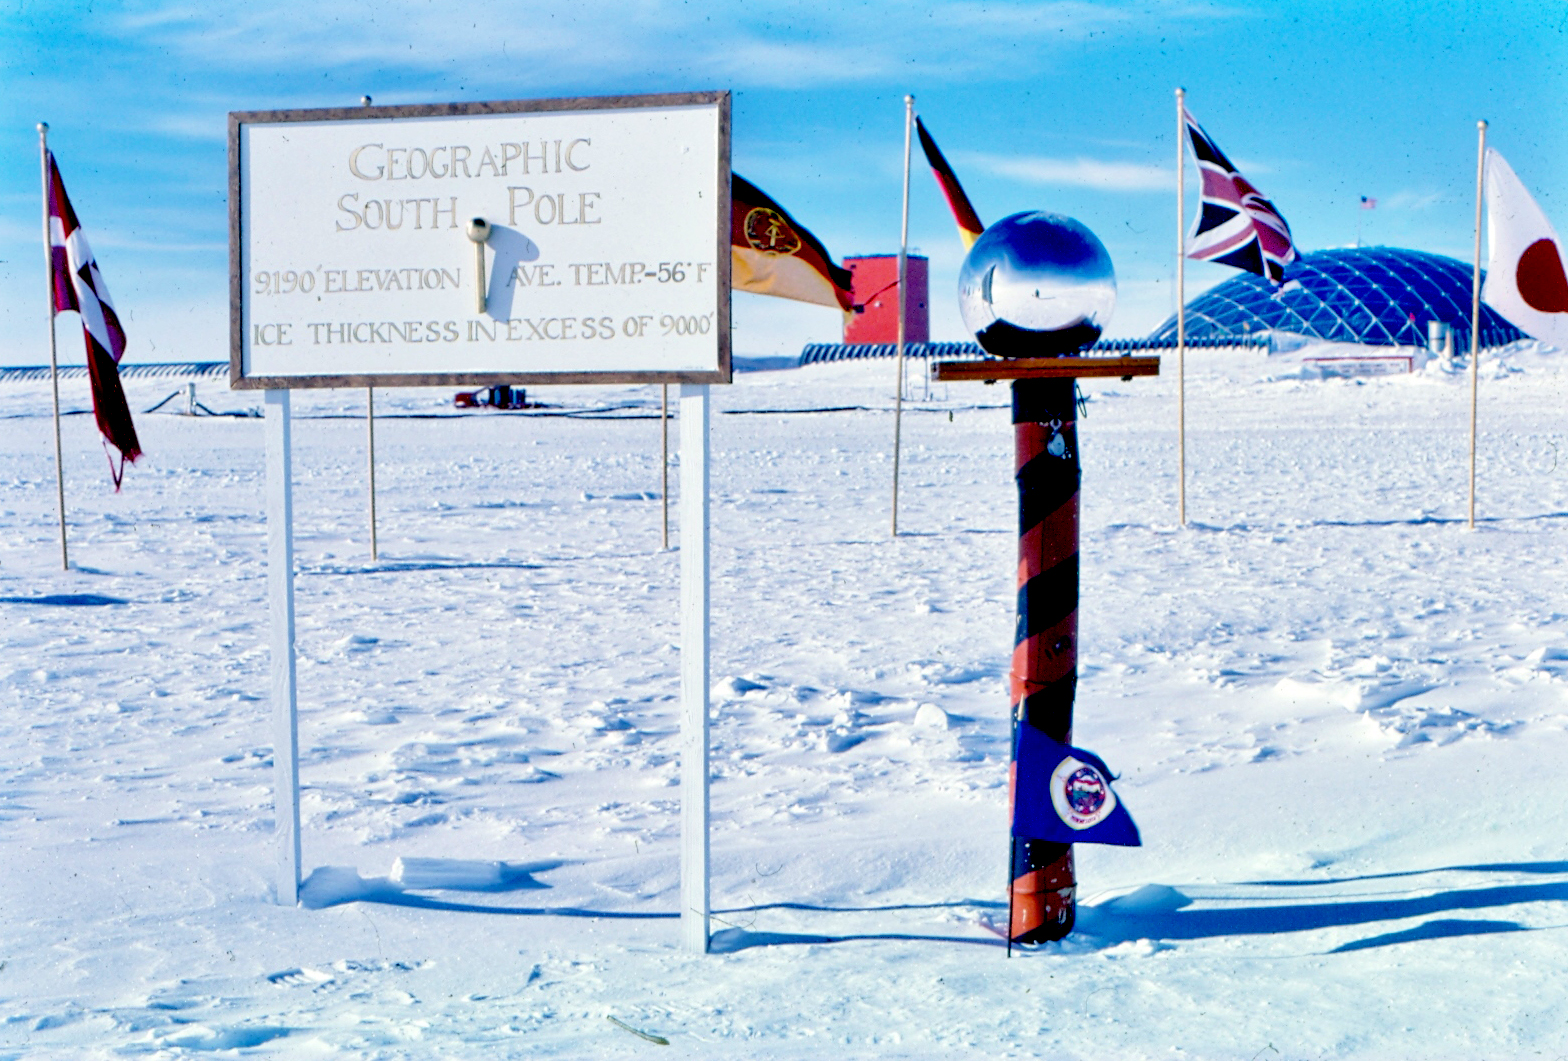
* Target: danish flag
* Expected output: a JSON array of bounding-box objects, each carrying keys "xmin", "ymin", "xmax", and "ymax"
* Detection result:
[
  {"xmin": 47, "ymin": 151, "xmax": 141, "ymax": 487},
  {"xmin": 1182, "ymin": 105, "xmax": 1297, "ymax": 285}
]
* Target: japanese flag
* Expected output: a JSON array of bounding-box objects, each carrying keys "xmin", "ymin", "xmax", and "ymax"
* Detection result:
[{"xmin": 1483, "ymin": 149, "xmax": 1568, "ymax": 349}]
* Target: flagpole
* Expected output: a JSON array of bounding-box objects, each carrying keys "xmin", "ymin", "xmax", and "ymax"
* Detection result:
[
  {"xmin": 1175, "ymin": 88, "xmax": 1188, "ymax": 528},
  {"xmin": 892, "ymin": 94, "xmax": 913, "ymax": 538},
  {"xmin": 661, "ymin": 383, "xmax": 670, "ymax": 550},
  {"xmin": 366, "ymin": 385, "xmax": 378, "ymax": 559},
  {"xmin": 360, "ymin": 98, "xmax": 380, "ymax": 562},
  {"xmin": 1468, "ymin": 119, "xmax": 1487, "ymax": 530},
  {"xmin": 39, "ymin": 122, "xmax": 69, "ymax": 571}
]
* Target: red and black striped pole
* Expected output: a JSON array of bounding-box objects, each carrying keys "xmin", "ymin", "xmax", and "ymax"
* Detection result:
[
  {"xmin": 932, "ymin": 349, "xmax": 1157, "ymax": 948},
  {"xmin": 1008, "ymin": 375, "xmax": 1079, "ymax": 944}
]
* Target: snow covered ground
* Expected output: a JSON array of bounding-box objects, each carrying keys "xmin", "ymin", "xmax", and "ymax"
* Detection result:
[{"xmin": 3, "ymin": 343, "xmax": 1568, "ymax": 1059}]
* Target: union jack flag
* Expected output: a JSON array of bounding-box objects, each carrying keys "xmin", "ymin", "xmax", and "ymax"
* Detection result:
[
  {"xmin": 1182, "ymin": 105, "xmax": 1296, "ymax": 284},
  {"xmin": 47, "ymin": 151, "xmax": 141, "ymax": 487}
]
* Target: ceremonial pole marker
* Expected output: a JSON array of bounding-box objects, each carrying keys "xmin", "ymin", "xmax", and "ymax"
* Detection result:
[
  {"xmin": 1009, "ymin": 377, "xmax": 1080, "ymax": 942},
  {"xmin": 937, "ymin": 355, "xmax": 1156, "ymax": 945}
]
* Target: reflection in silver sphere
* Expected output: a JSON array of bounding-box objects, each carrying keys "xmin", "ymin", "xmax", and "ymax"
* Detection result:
[{"xmin": 958, "ymin": 211, "xmax": 1116, "ymax": 357}]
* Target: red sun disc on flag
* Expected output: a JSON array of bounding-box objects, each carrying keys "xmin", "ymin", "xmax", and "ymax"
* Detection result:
[{"xmin": 1518, "ymin": 238, "xmax": 1568, "ymax": 314}]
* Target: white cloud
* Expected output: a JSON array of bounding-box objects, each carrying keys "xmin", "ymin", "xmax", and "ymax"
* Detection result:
[
  {"xmin": 0, "ymin": 216, "xmax": 40, "ymax": 245},
  {"xmin": 926, "ymin": 0, "xmax": 1134, "ymax": 31},
  {"xmin": 139, "ymin": 113, "xmax": 228, "ymax": 142},
  {"xmin": 968, "ymin": 152, "xmax": 1170, "ymax": 192},
  {"xmin": 731, "ymin": 290, "xmax": 846, "ymax": 355},
  {"xmin": 91, "ymin": 235, "xmax": 227, "ymax": 254},
  {"xmin": 1105, "ymin": 276, "xmax": 1179, "ymax": 336},
  {"xmin": 110, "ymin": 0, "xmax": 1241, "ymax": 92},
  {"xmin": 1380, "ymin": 189, "xmax": 1448, "ymax": 212}
]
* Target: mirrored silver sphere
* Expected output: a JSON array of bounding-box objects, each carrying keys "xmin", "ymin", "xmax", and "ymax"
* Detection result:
[{"xmin": 958, "ymin": 211, "xmax": 1116, "ymax": 357}]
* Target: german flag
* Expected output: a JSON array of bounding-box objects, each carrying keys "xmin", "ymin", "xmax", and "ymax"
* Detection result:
[
  {"xmin": 916, "ymin": 117, "xmax": 985, "ymax": 249},
  {"xmin": 731, "ymin": 174, "xmax": 853, "ymax": 311}
]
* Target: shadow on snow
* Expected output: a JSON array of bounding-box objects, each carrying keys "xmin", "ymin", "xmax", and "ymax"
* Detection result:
[
  {"xmin": 297, "ymin": 859, "xmax": 1568, "ymax": 955},
  {"xmin": 0, "ymin": 593, "xmax": 128, "ymax": 606}
]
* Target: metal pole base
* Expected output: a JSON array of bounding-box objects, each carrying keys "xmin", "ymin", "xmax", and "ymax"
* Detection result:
[{"xmin": 1010, "ymin": 841, "xmax": 1074, "ymax": 942}]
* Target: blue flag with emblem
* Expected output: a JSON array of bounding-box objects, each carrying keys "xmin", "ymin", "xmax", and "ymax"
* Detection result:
[{"xmin": 1013, "ymin": 721, "xmax": 1141, "ymax": 846}]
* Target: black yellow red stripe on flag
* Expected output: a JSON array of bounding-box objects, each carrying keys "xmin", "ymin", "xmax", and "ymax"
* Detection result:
[
  {"xmin": 916, "ymin": 117, "xmax": 985, "ymax": 250},
  {"xmin": 731, "ymin": 174, "xmax": 853, "ymax": 311}
]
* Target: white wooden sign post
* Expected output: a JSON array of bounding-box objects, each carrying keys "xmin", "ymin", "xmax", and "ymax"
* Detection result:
[
  {"xmin": 678, "ymin": 383, "xmax": 710, "ymax": 952},
  {"xmin": 264, "ymin": 388, "xmax": 302, "ymax": 907},
  {"xmin": 232, "ymin": 92, "xmax": 730, "ymax": 952}
]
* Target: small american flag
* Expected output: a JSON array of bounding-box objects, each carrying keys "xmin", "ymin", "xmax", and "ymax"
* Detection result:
[
  {"xmin": 47, "ymin": 151, "xmax": 141, "ymax": 488},
  {"xmin": 1182, "ymin": 105, "xmax": 1297, "ymax": 285},
  {"xmin": 1361, "ymin": 196, "xmax": 1378, "ymax": 209}
]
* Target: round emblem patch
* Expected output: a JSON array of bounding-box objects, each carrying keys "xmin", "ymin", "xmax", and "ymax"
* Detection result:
[
  {"xmin": 1049, "ymin": 755, "xmax": 1117, "ymax": 830},
  {"xmin": 743, "ymin": 207, "xmax": 800, "ymax": 255}
]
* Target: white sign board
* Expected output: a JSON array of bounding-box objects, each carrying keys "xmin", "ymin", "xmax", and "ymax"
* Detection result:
[{"xmin": 230, "ymin": 92, "xmax": 730, "ymax": 388}]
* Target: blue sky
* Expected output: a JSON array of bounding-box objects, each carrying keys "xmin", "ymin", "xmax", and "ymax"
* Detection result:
[{"xmin": 2, "ymin": 0, "xmax": 1563, "ymax": 365}]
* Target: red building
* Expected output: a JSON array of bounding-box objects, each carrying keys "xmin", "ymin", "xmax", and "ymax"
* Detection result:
[{"xmin": 844, "ymin": 255, "xmax": 929, "ymax": 344}]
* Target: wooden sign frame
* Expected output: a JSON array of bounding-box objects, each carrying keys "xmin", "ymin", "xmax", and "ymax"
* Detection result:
[{"xmin": 229, "ymin": 92, "xmax": 731, "ymax": 390}]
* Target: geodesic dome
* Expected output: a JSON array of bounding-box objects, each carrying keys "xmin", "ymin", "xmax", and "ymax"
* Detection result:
[{"xmin": 1149, "ymin": 246, "xmax": 1528, "ymax": 348}]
